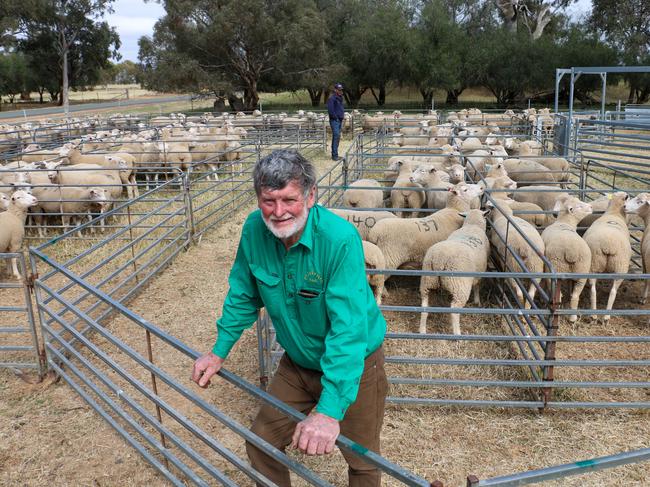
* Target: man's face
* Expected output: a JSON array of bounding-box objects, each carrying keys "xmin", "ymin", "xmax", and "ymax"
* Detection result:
[{"xmin": 258, "ymin": 180, "xmax": 316, "ymax": 241}]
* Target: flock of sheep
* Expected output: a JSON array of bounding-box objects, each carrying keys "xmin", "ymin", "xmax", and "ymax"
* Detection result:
[
  {"xmin": 1, "ymin": 107, "xmax": 648, "ymax": 335},
  {"xmin": 334, "ymin": 108, "xmax": 648, "ymax": 333}
]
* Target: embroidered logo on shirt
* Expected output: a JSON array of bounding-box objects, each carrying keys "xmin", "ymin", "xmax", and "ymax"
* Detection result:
[{"xmin": 304, "ymin": 270, "xmax": 323, "ymax": 285}]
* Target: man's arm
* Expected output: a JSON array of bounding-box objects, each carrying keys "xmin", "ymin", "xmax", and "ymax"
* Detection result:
[{"xmin": 192, "ymin": 221, "xmax": 262, "ymax": 387}]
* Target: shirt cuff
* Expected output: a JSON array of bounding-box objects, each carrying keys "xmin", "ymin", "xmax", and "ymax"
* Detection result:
[
  {"xmin": 315, "ymin": 390, "xmax": 348, "ymax": 421},
  {"xmin": 211, "ymin": 338, "xmax": 234, "ymax": 360}
]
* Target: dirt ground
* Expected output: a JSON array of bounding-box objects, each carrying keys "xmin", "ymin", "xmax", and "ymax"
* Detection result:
[{"xmin": 1, "ymin": 142, "xmax": 650, "ymax": 486}]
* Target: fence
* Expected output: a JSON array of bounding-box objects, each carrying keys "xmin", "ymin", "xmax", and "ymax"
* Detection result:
[
  {"xmin": 259, "ymin": 121, "xmax": 650, "ymax": 412},
  {"xmin": 0, "ymin": 252, "xmax": 43, "ymax": 373}
]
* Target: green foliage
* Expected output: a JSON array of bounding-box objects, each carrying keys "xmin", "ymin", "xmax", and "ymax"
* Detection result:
[{"xmin": 0, "ymin": 52, "xmax": 31, "ymax": 102}]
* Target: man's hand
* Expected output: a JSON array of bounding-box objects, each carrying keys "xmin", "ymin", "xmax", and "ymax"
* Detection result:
[
  {"xmin": 290, "ymin": 411, "xmax": 340, "ymax": 455},
  {"xmin": 191, "ymin": 352, "xmax": 225, "ymax": 388}
]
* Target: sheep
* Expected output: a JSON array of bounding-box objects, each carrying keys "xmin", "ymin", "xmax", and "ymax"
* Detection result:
[
  {"xmin": 367, "ymin": 182, "xmax": 485, "ymax": 300},
  {"xmin": 583, "ymin": 192, "xmax": 632, "ymax": 323},
  {"xmin": 342, "ymin": 179, "xmax": 384, "ymax": 209},
  {"xmin": 541, "ymin": 195, "xmax": 593, "ymax": 322},
  {"xmin": 502, "ymin": 158, "xmax": 557, "ymax": 186},
  {"xmin": 0, "ymin": 190, "xmax": 38, "ymax": 279},
  {"xmin": 419, "ymin": 209, "xmax": 490, "ymax": 334},
  {"xmin": 488, "ymin": 199, "xmax": 545, "ymax": 308},
  {"xmin": 488, "ymin": 177, "xmax": 552, "ymax": 228},
  {"xmin": 624, "ymin": 193, "xmax": 650, "ymax": 303},
  {"xmin": 409, "ymin": 165, "xmax": 453, "ymax": 210},
  {"xmin": 390, "ymin": 161, "xmax": 426, "ymax": 218},
  {"xmin": 30, "ymin": 185, "xmax": 110, "ymax": 237},
  {"xmin": 362, "ymin": 240, "xmax": 386, "ymax": 305},
  {"xmin": 46, "ymin": 163, "xmax": 124, "ymax": 200},
  {"xmin": 527, "ymin": 156, "xmax": 570, "ymax": 186},
  {"xmin": 330, "ymin": 208, "xmax": 395, "ymax": 240},
  {"xmin": 512, "ymin": 185, "xmax": 569, "ymax": 213},
  {"xmin": 0, "ymin": 193, "xmax": 9, "ymax": 211}
]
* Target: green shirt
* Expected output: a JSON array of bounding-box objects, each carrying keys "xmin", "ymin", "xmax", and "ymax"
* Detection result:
[{"xmin": 212, "ymin": 204, "xmax": 386, "ymax": 420}]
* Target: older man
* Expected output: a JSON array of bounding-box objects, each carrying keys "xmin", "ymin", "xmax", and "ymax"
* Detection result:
[{"xmin": 192, "ymin": 149, "xmax": 387, "ymax": 486}]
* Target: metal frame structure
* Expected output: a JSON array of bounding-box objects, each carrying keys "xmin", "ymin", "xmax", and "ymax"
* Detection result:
[{"xmin": 258, "ymin": 119, "xmax": 650, "ymax": 412}]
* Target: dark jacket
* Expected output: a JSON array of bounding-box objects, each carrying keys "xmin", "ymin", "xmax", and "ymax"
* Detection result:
[{"xmin": 327, "ymin": 93, "xmax": 345, "ymax": 121}]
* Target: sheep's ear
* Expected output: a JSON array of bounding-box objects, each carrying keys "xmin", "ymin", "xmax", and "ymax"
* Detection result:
[
  {"xmin": 552, "ymin": 200, "xmax": 564, "ymax": 213},
  {"xmin": 481, "ymin": 209, "xmax": 491, "ymax": 217}
]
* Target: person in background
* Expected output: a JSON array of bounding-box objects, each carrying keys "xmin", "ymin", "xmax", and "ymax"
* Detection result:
[
  {"xmin": 191, "ymin": 149, "xmax": 387, "ymax": 486},
  {"xmin": 326, "ymin": 82, "xmax": 345, "ymax": 161}
]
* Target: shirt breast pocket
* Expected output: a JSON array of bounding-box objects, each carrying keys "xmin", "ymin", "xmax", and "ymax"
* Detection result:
[
  {"xmin": 296, "ymin": 287, "xmax": 327, "ymax": 338},
  {"xmin": 249, "ymin": 264, "xmax": 282, "ymax": 314}
]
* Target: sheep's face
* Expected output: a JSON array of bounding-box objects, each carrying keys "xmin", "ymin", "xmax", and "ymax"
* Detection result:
[
  {"xmin": 493, "ymin": 177, "xmax": 517, "ymax": 191},
  {"xmin": 558, "ymin": 197, "xmax": 592, "ymax": 217},
  {"xmin": 88, "ymin": 188, "xmax": 110, "ymax": 208},
  {"xmin": 409, "ymin": 166, "xmax": 433, "ymax": 185},
  {"xmin": 607, "ymin": 192, "xmax": 629, "ymax": 209},
  {"xmin": 624, "ymin": 193, "xmax": 650, "ymax": 214},
  {"xmin": 446, "ymin": 164, "xmax": 465, "ymax": 184},
  {"xmin": 11, "ymin": 190, "xmax": 38, "ymax": 208},
  {"xmin": 486, "ymin": 163, "xmax": 507, "ymax": 179},
  {"xmin": 451, "ymin": 183, "xmax": 483, "ymax": 201},
  {"xmin": 0, "ymin": 194, "xmax": 9, "ymax": 211}
]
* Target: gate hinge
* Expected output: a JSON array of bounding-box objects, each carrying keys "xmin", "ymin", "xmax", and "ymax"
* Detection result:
[{"xmin": 26, "ymin": 272, "xmax": 39, "ymax": 290}]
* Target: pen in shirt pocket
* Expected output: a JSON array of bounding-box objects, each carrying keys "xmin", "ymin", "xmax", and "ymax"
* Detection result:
[{"xmin": 298, "ymin": 289, "xmax": 320, "ymax": 298}]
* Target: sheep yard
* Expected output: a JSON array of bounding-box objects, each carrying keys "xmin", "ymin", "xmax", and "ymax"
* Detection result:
[{"xmin": 1, "ymin": 108, "xmax": 650, "ymax": 486}]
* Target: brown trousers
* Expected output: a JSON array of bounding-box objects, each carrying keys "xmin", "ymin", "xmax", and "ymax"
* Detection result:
[{"xmin": 246, "ymin": 347, "xmax": 388, "ymax": 487}]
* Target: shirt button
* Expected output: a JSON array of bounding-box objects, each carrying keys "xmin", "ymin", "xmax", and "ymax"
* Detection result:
[{"xmin": 287, "ymin": 273, "xmax": 293, "ymax": 279}]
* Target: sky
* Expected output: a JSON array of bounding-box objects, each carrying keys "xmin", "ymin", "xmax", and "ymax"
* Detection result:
[
  {"xmin": 104, "ymin": 0, "xmax": 166, "ymax": 62},
  {"xmin": 105, "ymin": 0, "xmax": 594, "ymax": 63}
]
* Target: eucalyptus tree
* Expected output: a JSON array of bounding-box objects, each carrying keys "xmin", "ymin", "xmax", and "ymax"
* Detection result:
[
  {"xmin": 16, "ymin": 0, "xmax": 120, "ymax": 110},
  {"xmin": 590, "ymin": 0, "xmax": 650, "ymax": 103},
  {"xmin": 495, "ymin": 0, "xmax": 576, "ymax": 39},
  {"xmin": 140, "ymin": 0, "xmax": 326, "ymax": 110}
]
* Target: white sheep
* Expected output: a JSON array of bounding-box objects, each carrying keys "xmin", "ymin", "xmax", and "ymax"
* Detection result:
[
  {"xmin": 31, "ymin": 185, "xmax": 110, "ymax": 236},
  {"xmin": 409, "ymin": 165, "xmax": 453, "ymax": 209},
  {"xmin": 367, "ymin": 182, "xmax": 484, "ymax": 300},
  {"xmin": 502, "ymin": 158, "xmax": 557, "ymax": 186},
  {"xmin": 0, "ymin": 193, "xmax": 9, "ymax": 211},
  {"xmin": 624, "ymin": 193, "xmax": 650, "ymax": 303},
  {"xmin": 512, "ymin": 185, "xmax": 569, "ymax": 213},
  {"xmin": 362, "ymin": 240, "xmax": 386, "ymax": 305},
  {"xmin": 583, "ymin": 192, "xmax": 632, "ymax": 322},
  {"xmin": 342, "ymin": 179, "xmax": 384, "ymax": 209},
  {"xmin": 541, "ymin": 195, "xmax": 593, "ymax": 322},
  {"xmin": 390, "ymin": 161, "xmax": 426, "ymax": 218},
  {"xmin": 419, "ymin": 209, "xmax": 490, "ymax": 334},
  {"xmin": 488, "ymin": 199, "xmax": 545, "ymax": 308},
  {"xmin": 330, "ymin": 209, "xmax": 395, "ymax": 240},
  {"xmin": 0, "ymin": 190, "xmax": 38, "ymax": 279},
  {"xmin": 488, "ymin": 177, "xmax": 552, "ymax": 228}
]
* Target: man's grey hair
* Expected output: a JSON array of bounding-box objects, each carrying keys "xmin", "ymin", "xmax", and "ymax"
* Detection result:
[{"xmin": 253, "ymin": 149, "xmax": 317, "ymax": 196}]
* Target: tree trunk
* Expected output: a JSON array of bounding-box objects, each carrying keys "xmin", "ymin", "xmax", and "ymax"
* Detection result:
[
  {"xmin": 61, "ymin": 34, "xmax": 69, "ymax": 113},
  {"xmin": 446, "ymin": 89, "xmax": 463, "ymax": 105},
  {"xmin": 243, "ymin": 79, "xmax": 259, "ymax": 111},
  {"xmin": 627, "ymin": 86, "xmax": 636, "ymax": 104},
  {"xmin": 420, "ymin": 88, "xmax": 433, "ymax": 109},
  {"xmin": 227, "ymin": 92, "xmax": 245, "ymax": 112},
  {"xmin": 38, "ymin": 88, "xmax": 44, "ymax": 104},
  {"xmin": 344, "ymin": 86, "xmax": 366, "ymax": 108},
  {"xmin": 307, "ymin": 88, "xmax": 323, "ymax": 107},
  {"xmin": 637, "ymin": 87, "xmax": 650, "ymax": 104}
]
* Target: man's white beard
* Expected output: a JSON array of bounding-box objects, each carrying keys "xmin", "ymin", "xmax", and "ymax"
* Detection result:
[{"xmin": 262, "ymin": 203, "xmax": 309, "ymax": 241}]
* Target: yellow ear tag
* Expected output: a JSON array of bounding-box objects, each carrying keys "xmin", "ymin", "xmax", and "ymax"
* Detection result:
[{"xmin": 607, "ymin": 193, "xmax": 613, "ymax": 200}]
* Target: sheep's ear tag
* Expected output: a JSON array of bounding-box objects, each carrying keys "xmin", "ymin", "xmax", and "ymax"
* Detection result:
[{"xmin": 607, "ymin": 193, "xmax": 613, "ymax": 200}]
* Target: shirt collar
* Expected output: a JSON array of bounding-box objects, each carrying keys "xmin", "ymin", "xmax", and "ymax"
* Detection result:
[{"xmin": 295, "ymin": 204, "xmax": 318, "ymax": 251}]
